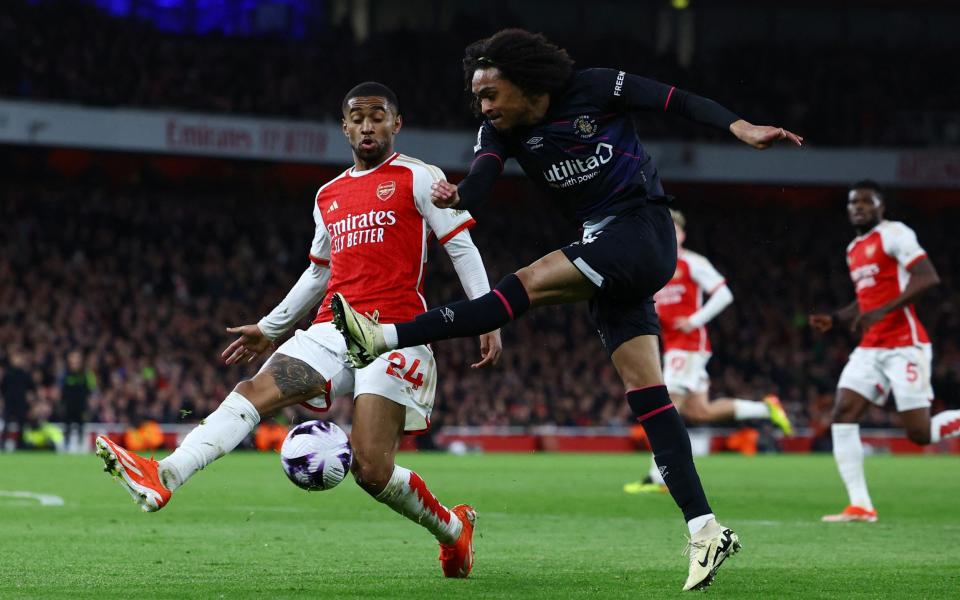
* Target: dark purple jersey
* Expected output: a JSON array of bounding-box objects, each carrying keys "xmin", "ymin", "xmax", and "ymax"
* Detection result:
[{"xmin": 467, "ymin": 68, "xmax": 738, "ymax": 222}]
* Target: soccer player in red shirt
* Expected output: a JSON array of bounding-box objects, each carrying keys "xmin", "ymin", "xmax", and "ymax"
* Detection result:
[
  {"xmin": 625, "ymin": 209, "xmax": 792, "ymax": 494},
  {"xmin": 810, "ymin": 180, "xmax": 960, "ymax": 522},
  {"xmin": 94, "ymin": 82, "xmax": 500, "ymax": 578}
]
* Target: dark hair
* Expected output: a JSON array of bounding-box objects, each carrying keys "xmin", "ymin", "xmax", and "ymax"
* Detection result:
[
  {"xmin": 463, "ymin": 28, "xmax": 574, "ymax": 109},
  {"xmin": 850, "ymin": 179, "xmax": 884, "ymax": 201},
  {"xmin": 341, "ymin": 81, "xmax": 400, "ymax": 114}
]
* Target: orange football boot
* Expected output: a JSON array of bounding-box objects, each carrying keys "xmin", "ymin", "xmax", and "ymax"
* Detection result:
[
  {"xmin": 821, "ymin": 505, "xmax": 878, "ymax": 523},
  {"xmin": 95, "ymin": 435, "xmax": 171, "ymax": 512},
  {"xmin": 439, "ymin": 504, "xmax": 477, "ymax": 578}
]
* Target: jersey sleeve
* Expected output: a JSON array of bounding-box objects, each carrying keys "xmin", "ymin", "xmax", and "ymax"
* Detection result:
[
  {"xmin": 472, "ymin": 121, "xmax": 509, "ymax": 165},
  {"xmin": 882, "ymin": 222, "xmax": 927, "ymax": 269},
  {"xmin": 411, "ymin": 162, "xmax": 476, "ymax": 244},
  {"xmin": 580, "ymin": 68, "xmax": 740, "ymax": 130},
  {"xmin": 309, "ymin": 201, "xmax": 331, "ymax": 267},
  {"xmin": 579, "ymin": 67, "xmax": 673, "ymax": 112},
  {"xmin": 687, "ymin": 253, "xmax": 726, "ymax": 294}
]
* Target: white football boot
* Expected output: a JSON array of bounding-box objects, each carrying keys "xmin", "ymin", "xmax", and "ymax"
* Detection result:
[{"xmin": 682, "ymin": 519, "xmax": 741, "ymax": 591}]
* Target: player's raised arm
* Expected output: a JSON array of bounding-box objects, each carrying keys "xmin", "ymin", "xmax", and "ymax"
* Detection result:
[
  {"xmin": 222, "ymin": 203, "xmax": 332, "ymax": 365},
  {"xmin": 588, "ymin": 68, "xmax": 802, "ymax": 149}
]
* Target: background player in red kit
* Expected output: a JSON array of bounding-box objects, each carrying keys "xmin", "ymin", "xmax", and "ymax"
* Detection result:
[
  {"xmin": 94, "ymin": 82, "xmax": 500, "ymax": 578},
  {"xmin": 810, "ymin": 180, "xmax": 960, "ymax": 522},
  {"xmin": 625, "ymin": 209, "xmax": 792, "ymax": 494}
]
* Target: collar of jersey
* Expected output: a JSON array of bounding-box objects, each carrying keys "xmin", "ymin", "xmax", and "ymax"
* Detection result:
[
  {"xmin": 853, "ymin": 219, "xmax": 886, "ymax": 241},
  {"xmin": 348, "ymin": 152, "xmax": 399, "ymax": 177}
]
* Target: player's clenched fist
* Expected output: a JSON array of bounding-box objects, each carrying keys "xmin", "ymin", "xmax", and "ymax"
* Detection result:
[{"xmin": 431, "ymin": 180, "xmax": 461, "ymax": 208}]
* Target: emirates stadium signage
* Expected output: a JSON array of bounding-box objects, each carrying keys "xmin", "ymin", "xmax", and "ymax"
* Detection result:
[{"xmin": 0, "ymin": 99, "xmax": 957, "ymax": 187}]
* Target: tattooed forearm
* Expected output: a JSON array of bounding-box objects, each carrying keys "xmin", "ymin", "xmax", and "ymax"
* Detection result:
[{"xmin": 267, "ymin": 355, "xmax": 327, "ymax": 399}]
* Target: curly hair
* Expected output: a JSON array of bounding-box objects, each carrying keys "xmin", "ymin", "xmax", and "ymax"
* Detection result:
[{"xmin": 463, "ymin": 28, "xmax": 574, "ymax": 112}]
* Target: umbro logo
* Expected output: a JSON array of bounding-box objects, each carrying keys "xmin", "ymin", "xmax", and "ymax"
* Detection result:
[
  {"xmin": 658, "ymin": 465, "xmax": 669, "ymax": 478},
  {"xmin": 526, "ymin": 136, "xmax": 543, "ymax": 146},
  {"xmin": 327, "ymin": 200, "xmax": 339, "ymax": 213},
  {"xmin": 440, "ymin": 307, "xmax": 455, "ymax": 323}
]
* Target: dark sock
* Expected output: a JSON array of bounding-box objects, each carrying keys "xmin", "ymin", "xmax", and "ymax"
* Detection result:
[
  {"xmin": 395, "ymin": 274, "xmax": 530, "ymax": 348},
  {"xmin": 627, "ymin": 385, "xmax": 712, "ymax": 522}
]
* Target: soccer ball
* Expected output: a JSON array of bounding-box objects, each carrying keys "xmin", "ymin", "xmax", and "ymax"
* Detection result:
[{"xmin": 280, "ymin": 420, "xmax": 353, "ymax": 491}]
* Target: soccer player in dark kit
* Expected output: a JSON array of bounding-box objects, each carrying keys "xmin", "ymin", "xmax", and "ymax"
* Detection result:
[{"xmin": 333, "ymin": 28, "xmax": 802, "ymax": 591}]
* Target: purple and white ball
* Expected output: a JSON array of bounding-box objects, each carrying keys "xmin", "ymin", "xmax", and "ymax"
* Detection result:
[{"xmin": 280, "ymin": 420, "xmax": 352, "ymax": 491}]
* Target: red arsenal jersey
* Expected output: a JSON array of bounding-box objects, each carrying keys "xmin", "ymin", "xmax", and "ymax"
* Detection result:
[
  {"xmin": 846, "ymin": 220, "xmax": 929, "ymax": 348},
  {"xmin": 308, "ymin": 153, "xmax": 475, "ymax": 324},
  {"xmin": 654, "ymin": 249, "xmax": 726, "ymax": 352}
]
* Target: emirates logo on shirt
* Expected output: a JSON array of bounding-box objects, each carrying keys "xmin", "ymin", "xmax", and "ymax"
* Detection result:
[{"xmin": 377, "ymin": 181, "xmax": 396, "ymax": 201}]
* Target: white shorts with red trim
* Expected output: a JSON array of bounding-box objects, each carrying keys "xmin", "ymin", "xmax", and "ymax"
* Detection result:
[
  {"xmin": 268, "ymin": 322, "xmax": 436, "ymax": 434},
  {"xmin": 838, "ymin": 344, "xmax": 933, "ymax": 412},
  {"xmin": 662, "ymin": 349, "xmax": 711, "ymax": 395}
]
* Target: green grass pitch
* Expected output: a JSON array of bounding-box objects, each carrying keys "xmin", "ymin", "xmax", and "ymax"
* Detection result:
[{"xmin": 1, "ymin": 451, "xmax": 957, "ymax": 598}]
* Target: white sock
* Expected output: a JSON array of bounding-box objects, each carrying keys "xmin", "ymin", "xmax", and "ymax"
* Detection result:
[
  {"xmin": 733, "ymin": 399, "xmax": 771, "ymax": 420},
  {"xmin": 648, "ymin": 457, "xmax": 665, "ymax": 485},
  {"xmin": 831, "ymin": 423, "xmax": 873, "ymax": 510},
  {"xmin": 931, "ymin": 410, "xmax": 960, "ymax": 443},
  {"xmin": 382, "ymin": 324, "xmax": 399, "ymax": 350},
  {"xmin": 158, "ymin": 392, "xmax": 260, "ymax": 491},
  {"xmin": 375, "ymin": 465, "xmax": 462, "ymax": 544},
  {"xmin": 687, "ymin": 513, "xmax": 716, "ymax": 536}
]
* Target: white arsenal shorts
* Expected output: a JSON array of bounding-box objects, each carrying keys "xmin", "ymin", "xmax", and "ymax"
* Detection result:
[
  {"xmin": 662, "ymin": 349, "xmax": 711, "ymax": 395},
  {"xmin": 837, "ymin": 344, "xmax": 933, "ymax": 412},
  {"xmin": 266, "ymin": 322, "xmax": 437, "ymax": 433}
]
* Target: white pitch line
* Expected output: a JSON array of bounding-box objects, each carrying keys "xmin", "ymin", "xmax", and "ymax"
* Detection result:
[{"xmin": 0, "ymin": 490, "xmax": 65, "ymax": 506}]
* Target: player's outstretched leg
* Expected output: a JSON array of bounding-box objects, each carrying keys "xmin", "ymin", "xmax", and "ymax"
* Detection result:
[
  {"xmin": 95, "ymin": 390, "xmax": 260, "ymax": 512},
  {"xmin": 95, "ymin": 435, "xmax": 171, "ymax": 512},
  {"xmin": 332, "ymin": 274, "xmax": 531, "ymax": 367},
  {"xmin": 96, "ymin": 355, "xmax": 327, "ymax": 512}
]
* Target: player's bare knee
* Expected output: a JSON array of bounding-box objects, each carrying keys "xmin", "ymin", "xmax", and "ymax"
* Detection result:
[
  {"xmin": 350, "ymin": 453, "xmax": 393, "ymax": 496},
  {"xmin": 233, "ymin": 378, "xmax": 275, "ymax": 416}
]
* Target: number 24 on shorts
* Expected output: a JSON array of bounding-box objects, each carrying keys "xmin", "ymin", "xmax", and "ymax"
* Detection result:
[{"xmin": 385, "ymin": 351, "xmax": 425, "ymax": 389}]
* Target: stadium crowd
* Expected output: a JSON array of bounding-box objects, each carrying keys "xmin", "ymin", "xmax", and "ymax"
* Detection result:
[
  {"xmin": 2, "ymin": 1, "xmax": 959, "ymax": 146},
  {"xmin": 3, "ymin": 180, "xmax": 960, "ymax": 440}
]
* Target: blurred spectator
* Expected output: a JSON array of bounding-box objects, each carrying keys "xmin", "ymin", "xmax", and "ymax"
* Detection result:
[
  {"xmin": 1, "ymin": 348, "xmax": 36, "ymax": 450},
  {"xmin": 60, "ymin": 349, "xmax": 94, "ymax": 452},
  {"xmin": 2, "ymin": 177, "xmax": 959, "ymax": 434},
  {"xmin": 22, "ymin": 401, "xmax": 65, "ymax": 451}
]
